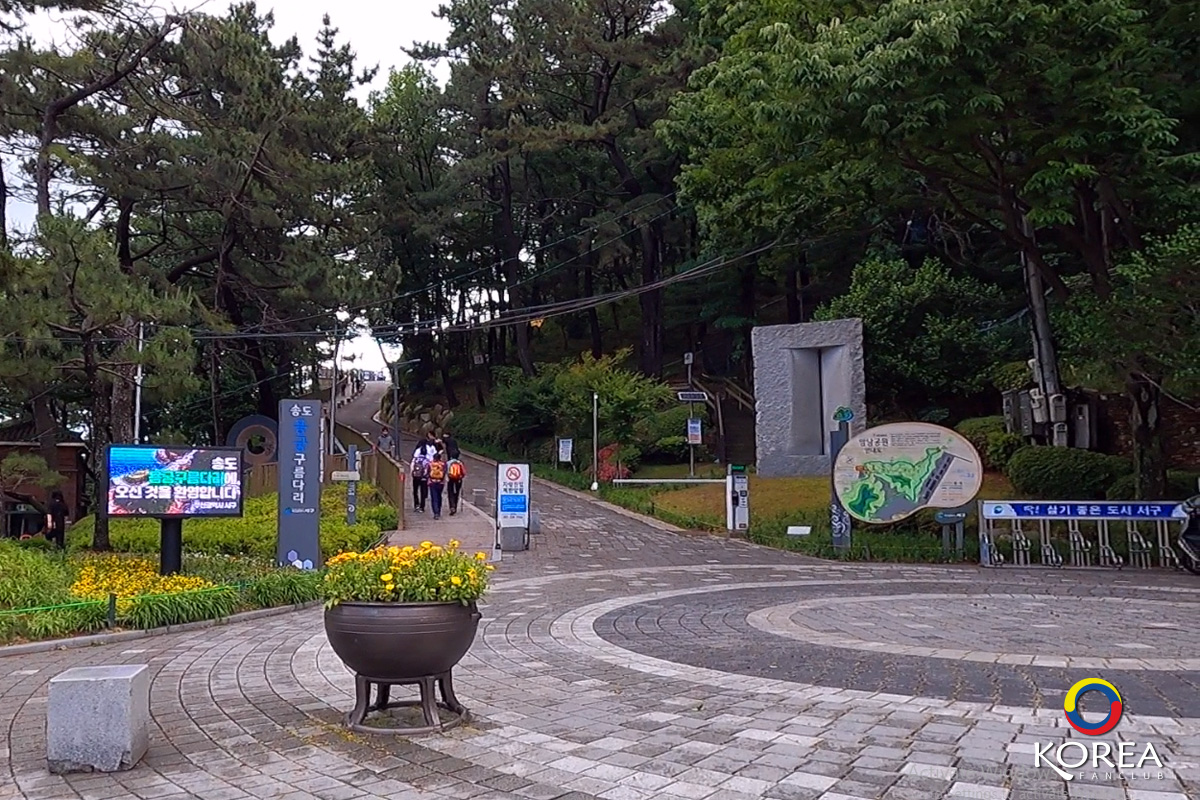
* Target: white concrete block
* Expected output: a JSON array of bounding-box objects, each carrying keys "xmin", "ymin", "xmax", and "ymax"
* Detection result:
[{"xmin": 46, "ymin": 664, "xmax": 150, "ymax": 773}]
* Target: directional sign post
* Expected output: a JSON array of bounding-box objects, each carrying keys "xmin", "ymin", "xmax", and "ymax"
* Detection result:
[
  {"xmin": 344, "ymin": 446, "xmax": 358, "ymax": 526},
  {"xmin": 678, "ymin": 374, "xmax": 708, "ymax": 478}
]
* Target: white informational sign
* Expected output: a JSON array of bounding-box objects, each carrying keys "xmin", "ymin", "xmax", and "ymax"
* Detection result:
[
  {"xmin": 683, "ymin": 352, "xmax": 694, "ymax": 365},
  {"xmin": 330, "ymin": 471, "xmax": 360, "ymax": 482},
  {"xmin": 558, "ymin": 438, "xmax": 574, "ymax": 462},
  {"xmin": 496, "ymin": 463, "xmax": 531, "ymax": 529},
  {"xmin": 687, "ymin": 418, "xmax": 702, "ymax": 445}
]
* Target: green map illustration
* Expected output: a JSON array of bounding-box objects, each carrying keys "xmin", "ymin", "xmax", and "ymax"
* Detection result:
[{"xmin": 843, "ymin": 446, "xmax": 957, "ymax": 522}]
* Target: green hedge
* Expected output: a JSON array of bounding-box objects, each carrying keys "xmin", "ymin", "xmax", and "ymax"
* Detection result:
[
  {"xmin": 67, "ymin": 488, "xmax": 387, "ymax": 560},
  {"xmin": 954, "ymin": 416, "xmax": 1024, "ymax": 471},
  {"xmin": 452, "ymin": 403, "xmax": 706, "ymax": 466},
  {"xmin": 1005, "ymin": 446, "xmax": 1131, "ymax": 500},
  {"xmin": 1106, "ymin": 470, "xmax": 1200, "ymax": 501}
]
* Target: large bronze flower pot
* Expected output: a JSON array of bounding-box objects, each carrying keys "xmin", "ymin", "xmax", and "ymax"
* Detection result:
[{"xmin": 323, "ymin": 601, "xmax": 482, "ymax": 734}]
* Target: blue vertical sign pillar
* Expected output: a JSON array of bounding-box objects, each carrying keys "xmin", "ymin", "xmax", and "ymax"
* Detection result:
[
  {"xmin": 346, "ymin": 445, "xmax": 358, "ymax": 526},
  {"xmin": 829, "ymin": 407, "xmax": 854, "ymax": 552},
  {"xmin": 278, "ymin": 399, "xmax": 322, "ymax": 569}
]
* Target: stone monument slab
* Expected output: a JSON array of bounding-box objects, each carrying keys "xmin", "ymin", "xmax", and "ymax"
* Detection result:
[
  {"xmin": 752, "ymin": 319, "xmax": 866, "ymax": 476},
  {"xmin": 47, "ymin": 664, "xmax": 150, "ymax": 774}
]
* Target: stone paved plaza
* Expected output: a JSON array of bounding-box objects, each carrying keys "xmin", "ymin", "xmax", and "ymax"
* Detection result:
[{"xmin": 3, "ymin": 414, "xmax": 1199, "ymax": 800}]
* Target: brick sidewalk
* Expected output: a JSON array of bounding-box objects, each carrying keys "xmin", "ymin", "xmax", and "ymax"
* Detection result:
[{"xmin": 385, "ymin": 493, "xmax": 496, "ymax": 559}]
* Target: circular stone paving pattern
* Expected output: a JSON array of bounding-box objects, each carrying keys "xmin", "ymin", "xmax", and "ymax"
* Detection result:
[
  {"xmin": 746, "ymin": 592, "xmax": 1200, "ymax": 665},
  {"xmin": 593, "ymin": 581, "xmax": 1200, "ymax": 718}
]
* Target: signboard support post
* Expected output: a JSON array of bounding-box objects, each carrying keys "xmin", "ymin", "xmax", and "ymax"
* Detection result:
[
  {"xmin": 829, "ymin": 416, "xmax": 853, "ymax": 552},
  {"xmin": 160, "ymin": 519, "xmax": 183, "ymax": 576},
  {"xmin": 346, "ymin": 445, "xmax": 358, "ymax": 526}
]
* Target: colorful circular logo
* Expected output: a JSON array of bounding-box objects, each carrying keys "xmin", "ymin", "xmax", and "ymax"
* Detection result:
[{"xmin": 1064, "ymin": 679, "xmax": 1123, "ymax": 735}]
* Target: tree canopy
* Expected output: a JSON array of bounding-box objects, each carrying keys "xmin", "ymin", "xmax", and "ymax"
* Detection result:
[{"xmin": 2, "ymin": 0, "xmax": 1197, "ymax": 537}]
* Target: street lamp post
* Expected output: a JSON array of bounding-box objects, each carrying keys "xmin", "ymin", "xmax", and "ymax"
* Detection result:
[{"xmin": 590, "ymin": 391, "xmax": 599, "ymax": 491}]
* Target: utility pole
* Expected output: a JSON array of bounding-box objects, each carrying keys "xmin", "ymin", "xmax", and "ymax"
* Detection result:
[
  {"xmin": 133, "ymin": 322, "xmax": 145, "ymax": 443},
  {"xmin": 329, "ymin": 323, "xmax": 340, "ymax": 455},
  {"xmin": 1021, "ymin": 213, "xmax": 1061, "ymax": 399}
]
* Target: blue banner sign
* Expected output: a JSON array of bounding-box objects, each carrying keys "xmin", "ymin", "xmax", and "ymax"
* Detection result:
[
  {"xmin": 981, "ymin": 501, "xmax": 1185, "ymax": 521},
  {"xmin": 278, "ymin": 399, "xmax": 322, "ymax": 569}
]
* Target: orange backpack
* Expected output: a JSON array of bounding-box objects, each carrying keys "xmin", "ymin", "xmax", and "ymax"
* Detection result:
[
  {"xmin": 428, "ymin": 460, "xmax": 446, "ymax": 482},
  {"xmin": 448, "ymin": 460, "xmax": 465, "ymax": 481}
]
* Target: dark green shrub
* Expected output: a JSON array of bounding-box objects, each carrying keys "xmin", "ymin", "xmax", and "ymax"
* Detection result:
[
  {"xmin": 1106, "ymin": 471, "xmax": 1200, "ymax": 501},
  {"xmin": 450, "ymin": 408, "xmax": 511, "ymax": 450},
  {"xmin": 954, "ymin": 416, "xmax": 1006, "ymax": 468},
  {"xmin": 121, "ymin": 585, "xmax": 240, "ymax": 630},
  {"xmin": 243, "ymin": 570, "xmax": 322, "ymax": 608},
  {"xmin": 14, "ymin": 536, "xmax": 59, "ymax": 552},
  {"xmin": 1005, "ymin": 446, "xmax": 1131, "ymax": 500},
  {"xmin": 358, "ymin": 504, "xmax": 398, "ymax": 533},
  {"xmin": 985, "ymin": 432, "xmax": 1025, "ymax": 474}
]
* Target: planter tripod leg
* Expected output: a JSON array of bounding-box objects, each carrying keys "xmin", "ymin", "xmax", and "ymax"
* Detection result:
[
  {"xmin": 373, "ymin": 683, "xmax": 391, "ymax": 711},
  {"xmin": 438, "ymin": 671, "xmax": 465, "ymax": 714},
  {"xmin": 419, "ymin": 676, "xmax": 440, "ymax": 728},
  {"xmin": 348, "ymin": 674, "xmax": 371, "ymax": 727}
]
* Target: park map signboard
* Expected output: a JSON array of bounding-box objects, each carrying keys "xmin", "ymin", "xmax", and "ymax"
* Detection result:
[
  {"xmin": 833, "ymin": 422, "xmax": 983, "ymax": 524},
  {"xmin": 106, "ymin": 446, "xmax": 243, "ymax": 519}
]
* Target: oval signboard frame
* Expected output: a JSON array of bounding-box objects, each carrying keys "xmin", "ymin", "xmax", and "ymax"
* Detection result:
[{"xmin": 833, "ymin": 421, "xmax": 984, "ymax": 524}]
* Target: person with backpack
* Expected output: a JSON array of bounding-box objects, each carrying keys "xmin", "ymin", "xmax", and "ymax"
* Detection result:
[
  {"xmin": 410, "ymin": 452, "xmax": 430, "ymax": 513},
  {"xmin": 427, "ymin": 450, "xmax": 448, "ymax": 520},
  {"xmin": 442, "ymin": 431, "xmax": 461, "ymax": 460},
  {"xmin": 446, "ymin": 456, "xmax": 466, "ymax": 516}
]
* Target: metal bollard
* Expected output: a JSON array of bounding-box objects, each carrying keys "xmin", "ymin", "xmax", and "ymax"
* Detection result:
[
  {"xmin": 529, "ymin": 510, "xmax": 541, "ymax": 535},
  {"xmin": 472, "ymin": 488, "xmax": 488, "ymax": 510}
]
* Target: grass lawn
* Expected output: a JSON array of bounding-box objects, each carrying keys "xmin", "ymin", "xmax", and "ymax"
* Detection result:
[{"xmin": 647, "ymin": 469, "xmax": 1019, "ymax": 528}]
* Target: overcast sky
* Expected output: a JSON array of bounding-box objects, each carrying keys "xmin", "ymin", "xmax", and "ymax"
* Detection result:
[{"xmin": 8, "ymin": 0, "xmax": 452, "ymax": 371}]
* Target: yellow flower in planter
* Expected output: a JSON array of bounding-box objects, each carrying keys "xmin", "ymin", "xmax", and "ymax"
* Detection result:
[{"xmin": 322, "ymin": 540, "xmax": 494, "ymax": 608}]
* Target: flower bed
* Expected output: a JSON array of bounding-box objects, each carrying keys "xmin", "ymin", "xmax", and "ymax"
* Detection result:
[
  {"xmin": 0, "ymin": 548, "xmax": 322, "ymax": 646},
  {"xmin": 0, "ymin": 481, "xmax": 404, "ymax": 645}
]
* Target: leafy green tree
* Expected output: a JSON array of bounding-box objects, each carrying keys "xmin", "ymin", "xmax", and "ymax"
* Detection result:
[
  {"xmin": 816, "ymin": 257, "xmax": 1014, "ymax": 416},
  {"xmin": 666, "ymin": 0, "xmax": 1199, "ymax": 488},
  {"xmin": 553, "ymin": 349, "xmax": 673, "ymax": 450},
  {"xmin": 1058, "ymin": 226, "xmax": 1200, "ymax": 497},
  {"xmin": 0, "ymin": 216, "xmax": 196, "ymax": 548}
]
